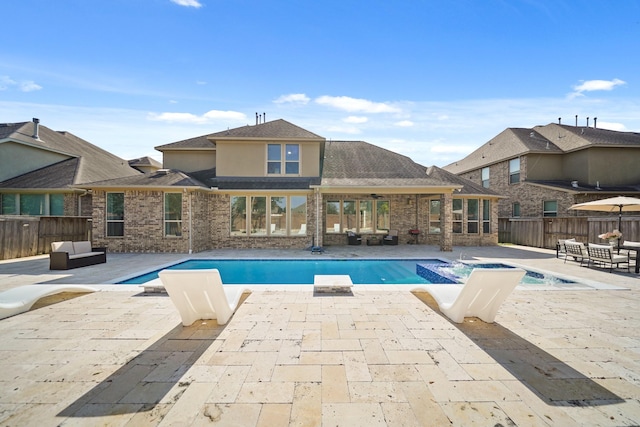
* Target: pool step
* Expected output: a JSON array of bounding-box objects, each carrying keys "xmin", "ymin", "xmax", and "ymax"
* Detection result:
[{"xmin": 314, "ymin": 275, "xmax": 353, "ymax": 295}]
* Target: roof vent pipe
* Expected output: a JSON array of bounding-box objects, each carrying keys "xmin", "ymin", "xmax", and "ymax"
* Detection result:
[
  {"xmin": 263, "ymin": 112, "xmax": 266, "ymax": 123},
  {"xmin": 558, "ymin": 117, "xmax": 561, "ymax": 125},
  {"xmin": 255, "ymin": 112, "xmax": 258, "ymax": 125},
  {"xmin": 586, "ymin": 117, "xmax": 589, "ymax": 127},
  {"xmin": 594, "ymin": 117, "xmax": 597, "ymax": 128},
  {"xmin": 575, "ymin": 115, "xmax": 578, "ymax": 126},
  {"xmin": 32, "ymin": 118, "xmax": 40, "ymax": 139}
]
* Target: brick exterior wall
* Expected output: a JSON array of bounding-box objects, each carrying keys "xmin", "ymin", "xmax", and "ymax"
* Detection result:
[{"xmin": 91, "ymin": 189, "xmax": 499, "ymax": 253}]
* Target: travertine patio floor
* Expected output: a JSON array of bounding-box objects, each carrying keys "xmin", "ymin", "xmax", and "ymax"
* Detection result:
[{"xmin": 0, "ymin": 244, "xmax": 639, "ymax": 426}]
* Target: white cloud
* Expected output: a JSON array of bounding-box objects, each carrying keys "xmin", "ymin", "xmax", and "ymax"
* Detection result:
[
  {"xmin": 170, "ymin": 0, "xmax": 202, "ymax": 8},
  {"xmin": 20, "ymin": 81, "xmax": 42, "ymax": 92},
  {"xmin": 148, "ymin": 109, "xmax": 245, "ymax": 124},
  {"xmin": 394, "ymin": 120, "xmax": 414, "ymax": 127},
  {"xmin": 596, "ymin": 121, "xmax": 627, "ymax": 132},
  {"xmin": 569, "ymin": 78, "xmax": 626, "ymax": 98},
  {"xmin": 343, "ymin": 116, "xmax": 368, "ymax": 124},
  {"xmin": 326, "ymin": 125, "xmax": 362, "ymax": 135},
  {"xmin": 274, "ymin": 93, "xmax": 310, "ymax": 104},
  {"xmin": 0, "ymin": 76, "xmax": 42, "ymax": 92},
  {"xmin": 315, "ymin": 95, "xmax": 401, "ymax": 113}
]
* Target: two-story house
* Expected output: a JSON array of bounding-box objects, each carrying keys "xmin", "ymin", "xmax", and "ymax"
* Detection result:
[
  {"xmin": 81, "ymin": 119, "xmax": 501, "ymax": 252},
  {"xmin": 443, "ymin": 122, "xmax": 640, "ymax": 219}
]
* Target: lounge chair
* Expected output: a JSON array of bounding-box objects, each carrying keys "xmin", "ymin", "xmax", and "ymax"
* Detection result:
[
  {"xmin": 383, "ymin": 229, "xmax": 399, "ymax": 245},
  {"xmin": 564, "ymin": 241, "xmax": 590, "ymax": 266},
  {"xmin": 0, "ymin": 285, "xmax": 98, "ymax": 320},
  {"xmin": 158, "ymin": 269, "xmax": 250, "ymax": 326},
  {"xmin": 556, "ymin": 238, "xmax": 575, "ymax": 259},
  {"xmin": 412, "ymin": 268, "xmax": 526, "ymax": 323},
  {"xmin": 346, "ymin": 231, "xmax": 362, "ymax": 245},
  {"xmin": 587, "ymin": 243, "xmax": 629, "ymax": 273}
]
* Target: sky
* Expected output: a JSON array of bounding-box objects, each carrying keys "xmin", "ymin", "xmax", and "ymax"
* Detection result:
[{"xmin": 2, "ymin": 0, "xmax": 639, "ymax": 168}]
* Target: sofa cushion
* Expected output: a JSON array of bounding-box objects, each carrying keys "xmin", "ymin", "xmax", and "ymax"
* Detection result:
[
  {"xmin": 69, "ymin": 252, "xmax": 104, "ymax": 260},
  {"xmin": 51, "ymin": 241, "xmax": 75, "ymax": 255},
  {"xmin": 73, "ymin": 241, "xmax": 92, "ymax": 254}
]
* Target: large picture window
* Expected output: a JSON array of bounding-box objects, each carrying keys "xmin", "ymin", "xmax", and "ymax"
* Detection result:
[
  {"xmin": 327, "ymin": 199, "xmax": 389, "ymax": 234},
  {"xmin": 267, "ymin": 144, "xmax": 299, "ymax": 175},
  {"xmin": 164, "ymin": 193, "xmax": 182, "ymax": 237},
  {"xmin": 0, "ymin": 193, "xmax": 64, "ymax": 215},
  {"xmin": 231, "ymin": 195, "xmax": 306, "ymax": 236},
  {"xmin": 106, "ymin": 192, "xmax": 124, "ymax": 237}
]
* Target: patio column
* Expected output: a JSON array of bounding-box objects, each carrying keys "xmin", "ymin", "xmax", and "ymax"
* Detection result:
[{"xmin": 440, "ymin": 192, "xmax": 453, "ymax": 251}]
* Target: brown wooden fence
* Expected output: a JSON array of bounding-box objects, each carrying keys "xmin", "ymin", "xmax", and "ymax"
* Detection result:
[
  {"xmin": 0, "ymin": 216, "xmax": 92, "ymax": 260},
  {"xmin": 499, "ymin": 216, "xmax": 640, "ymax": 249}
]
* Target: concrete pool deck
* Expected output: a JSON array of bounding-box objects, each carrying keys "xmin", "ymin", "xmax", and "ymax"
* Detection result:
[{"xmin": 0, "ymin": 244, "xmax": 639, "ymax": 425}]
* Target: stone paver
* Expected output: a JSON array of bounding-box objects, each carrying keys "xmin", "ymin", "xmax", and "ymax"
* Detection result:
[{"xmin": 0, "ymin": 244, "xmax": 639, "ymax": 425}]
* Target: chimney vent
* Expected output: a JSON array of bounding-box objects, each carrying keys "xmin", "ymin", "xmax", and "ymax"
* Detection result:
[
  {"xmin": 586, "ymin": 117, "xmax": 589, "ymax": 127},
  {"xmin": 32, "ymin": 118, "xmax": 40, "ymax": 139},
  {"xmin": 594, "ymin": 117, "xmax": 597, "ymax": 128},
  {"xmin": 558, "ymin": 117, "xmax": 561, "ymax": 125}
]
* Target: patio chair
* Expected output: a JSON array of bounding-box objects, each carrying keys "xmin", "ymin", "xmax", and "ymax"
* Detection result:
[
  {"xmin": 587, "ymin": 243, "xmax": 629, "ymax": 273},
  {"xmin": 383, "ymin": 229, "xmax": 399, "ymax": 245},
  {"xmin": 346, "ymin": 231, "xmax": 362, "ymax": 245},
  {"xmin": 0, "ymin": 285, "xmax": 97, "ymax": 320},
  {"xmin": 564, "ymin": 241, "xmax": 590, "ymax": 266},
  {"xmin": 556, "ymin": 238, "xmax": 575, "ymax": 259},
  {"xmin": 412, "ymin": 268, "xmax": 526, "ymax": 323},
  {"xmin": 158, "ymin": 269, "xmax": 251, "ymax": 326}
]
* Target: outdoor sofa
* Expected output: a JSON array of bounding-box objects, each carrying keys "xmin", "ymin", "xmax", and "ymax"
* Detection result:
[{"xmin": 49, "ymin": 241, "xmax": 106, "ymax": 270}]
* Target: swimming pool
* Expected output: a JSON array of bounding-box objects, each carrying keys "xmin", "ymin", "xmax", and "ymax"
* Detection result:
[
  {"xmin": 117, "ymin": 258, "xmax": 580, "ymax": 286},
  {"xmin": 118, "ymin": 259, "xmax": 439, "ymax": 285}
]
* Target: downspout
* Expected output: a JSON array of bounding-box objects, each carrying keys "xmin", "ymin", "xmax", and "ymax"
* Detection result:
[{"xmin": 188, "ymin": 189, "xmax": 193, "ymax": 254}]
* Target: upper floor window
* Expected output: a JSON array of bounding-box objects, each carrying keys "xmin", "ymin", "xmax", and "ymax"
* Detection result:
[
  {"xmin": 481, "ymin": 167, "xmax": 490, "ymax": 188},
  {"xmin": 268, "ymin": 144, "xmax": 299, "ymax": 175},
  {"xmin": 543, "ymin": 200, "xmax": 558, "ymax": 217},
  {"xmin": 509, "ymin": 158, "xmax": 520, "ymax": 184},
  {"xmin": 106, "ymin": 192, "xmax": 124, "ymax": 237},
  {"xmin": 164, "ymin": 193, "xmax": 182, "ymax": 237}
]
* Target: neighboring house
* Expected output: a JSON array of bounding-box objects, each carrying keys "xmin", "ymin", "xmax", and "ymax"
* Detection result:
[
  {"xmin": 128, "ymin": 156, "xmax": 162, "ymax": 174},
  {"xmin": 443, "ymin": 122, "xmax": 640, "ymax": 219},
  {"xmin": 0, "ymin": 118, "xmax": 140, "ymax": 217},
  {"xmin": 80, "ymin": 119, "xmax": 501, "ymax": 253}
]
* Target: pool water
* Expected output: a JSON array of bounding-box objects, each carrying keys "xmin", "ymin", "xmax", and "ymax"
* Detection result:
[
  {"xmin": 118, "ymin": 259, "xmax": 442, "ymax": 285},
  {"xmin": 118, "ymin": 259, "xmax": 581, "ymax": 286}
]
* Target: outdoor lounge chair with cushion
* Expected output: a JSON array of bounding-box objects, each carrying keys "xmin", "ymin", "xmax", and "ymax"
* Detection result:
[
  {"xmin": 412, "ymin": 268, "xmax": 526, "ymax": 323},
  {"xmin": 564, "ymin": 241, "xmax": 590, "ymax": 266},
  {"xmin": 587, "ymin": 243, "xmax": 630, "ymax": 273},
  {"xmin": 158, "ymin": 269, "xmax": 251, "ymax": 326},
  {"xmin": 556, "ymin": 238, "xmax": 576, "ymax": 259},
  {"xmin": 383, "ymin": 229, "xmax": 399, "ymax": 245},
  {"xmin": 0, "ymin": 285, "xmax": 98, "ymax": 320}
]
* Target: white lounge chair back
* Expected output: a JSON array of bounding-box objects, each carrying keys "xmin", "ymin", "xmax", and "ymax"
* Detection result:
[
  {"xmin": 158, "ymin": 268, "xmax": 248, "ymax": 326},
  {"xmin": 449, "ymin": 268, "xmax": 525, "ymax": 323}
]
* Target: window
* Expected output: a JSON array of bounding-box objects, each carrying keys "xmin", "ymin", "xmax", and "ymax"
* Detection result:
[
  {"xmin": 452, "ymin": 199, "xmax": 463, "ymax": 234},
  {"xmin": 429, "ymin": 200, "xmax": 441, "ymax": 234},
  {"xmin": 482, "ymin": 200, "xmax": 491, "ymax": 233},
  {"xmin": 512, "ymin": 202, "xmax": 521, "ymax": 217},
  {"xmin": 268, "ymin": 144, "xmax": 299, "ymax": 175},
  {"xmin": 509, "ymin": 158, "xmax": 520, "ymax": 184},
  {"xmin": 359, "ymin": 200, "xmax": 373, "ymax": 233},
  {"xmin": 270, "ymin": 196, "xmax": 287, "ymax": 235},
  {"xmin": 106, "ymin": 193, "xmax": 124, "ymax": 237},
  {"xmin": 327, "ymin": 199, "xmax": 389, "ymax": 234},
  {"xmin": 543, "ymin": 200, "xmax": 558, "ymax": 217},
  {"xmin": 343, "ymin": 201, "xmax": 356, "ymax": 232},
  {"xmin": 376, "ymin": 200, "xmax": 390, "ymax": 233},
  {"xmin": 0, "ymin": 193, "xmax": 64, "ymax": 216},
  {"xmin": 250, "ymin": 196, "xmax": 267, "ymax": 235},
  {"xmin": 231, "ymin": 196, "xmax": 247, "ymax": 235},
  {"xmin": 481, "ymin": 167, "xmax": 490, "ymax": 188},
  {"xmin": 232, "ymin": 195, "xmax": 306, "ymax": 236},
  {"xmin": 467, "ymin": 199, "xmax": 479, "ymax": 234},
  {"xmin": 164, "ymin": 193, "xmax": 182, "ymax": 236}
]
